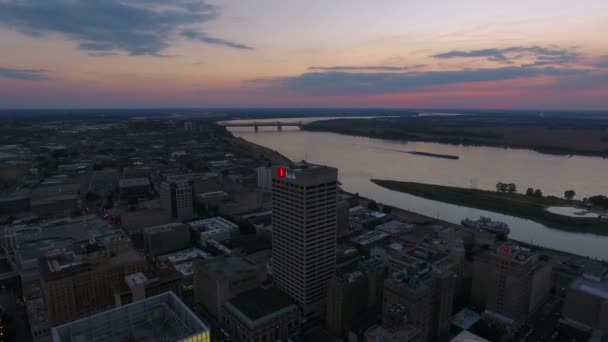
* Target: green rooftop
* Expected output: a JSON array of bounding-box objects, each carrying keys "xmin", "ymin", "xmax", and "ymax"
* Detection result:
[{"xmin": 224, "ymin": 286, "xmax": 298, "ymax": 330}]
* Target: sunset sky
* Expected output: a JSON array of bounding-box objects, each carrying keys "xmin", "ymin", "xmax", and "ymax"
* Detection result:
[{"xmin": 1, "ymin": 0, "xmax": 607, "ymax": 109}]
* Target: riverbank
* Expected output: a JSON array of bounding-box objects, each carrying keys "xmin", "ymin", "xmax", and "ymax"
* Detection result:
[
  {"xmin": 226, "ymin": 136, "xmax": 291, "ymax": 165},
  {"xmin": 304, "ymin": 117, "xmax": 608, "ymax": 158},
  {"xmin": 371, "ymin": 179, "xmax": 608, "ymax": 236}
]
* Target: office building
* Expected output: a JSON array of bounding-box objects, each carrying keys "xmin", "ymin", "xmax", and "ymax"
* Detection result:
[
  {"xmin": 256, "ymin": 166, "xmax": 272, "ymax": 190},
  {"xmin": 52, "ymin": 291, "xmax": 210, "ymax": 342},
  {"xmin": 383, "ymin": 245, "xmax": 456, "ymax": 342},
  {"xmin": 161, "ymin": 177, "xmax": 195, "ymax": 220},
  {"xmin": 562, "ymin": 276, "xmax": 608, "ymax": 334},
  {"xmin": 271, "ymin": 162, "xmax": 338, "ymax": 318},
  {"xmin": 193, "ymin": 256, "xmax": 260, "ymax": 319},
  {"xmin": 39, "ymin": 235, "xmax": 146, "ymax": 325},
  {"xmin": 336, "ymin": 200, "xmax": 350, "ymax": 237},
  {"xmin": 143, "ymin": 223, "xmax": 191, "ymax": 256},
  {"xmin": 221, "ymin": 286, "xmax": 301, "ymax": 342},
  {"xmin": 326, "ymin": 258, "xmax": 386, "ymax": 336},
  {"xmin": 118, "ymin": 177, "xmax": 151, "ymax": 199},
  {"xmin": 472, "ymin": 243, "xmax": 552, "ymax": 329}
]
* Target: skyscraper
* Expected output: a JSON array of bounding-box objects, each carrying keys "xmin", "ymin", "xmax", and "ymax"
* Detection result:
[
  {"xmin": 271, "ymin": 162, "xmax": 338, "ymax": 320},
  {"xmin": 160, "ymin": 176, "xmax": 194, "ymax": 220}
]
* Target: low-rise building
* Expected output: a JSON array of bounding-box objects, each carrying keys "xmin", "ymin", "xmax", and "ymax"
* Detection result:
[
  {"xmin": 113, "ymin": 269, "xmax": 183, "ymax": 306},
  {"xmin": 31, "ymin": 194, "xmax": 79, "ymax": 217},
  {"xmin": 349, "ymin": 230, "xmax": 390, "ymax": 256},
  {"xmin": 157, "ymin": 248, "xmax": 211, "ymax": 292},
  {"xmin": 222, "ymin": 286, "xmax": 301, "ymax": 342},
  {"xmin": 188, "ymin": 217, "xmax": 239, "ymax": 246},
  {"xmin": 51, "ymin": 291, "xmax": 210, "ymax": 342},
  {"xmin": 143, "ymin": 223, "xmax": 191, "ymax": 256},
  {"xmin": 0, "ymin": 195, "xmax": 30, "ymax": 215},
  {"xmin": 193, "ymin": 256, "xmax": 260, "ymax": 319},
  {"xmin": 120, "ymin": 208, "xmax": 171, "ymax": 236},
  {"xmin": 376, "ymin": 220, "xmax": 415, "ymax": 237},
  {"xmin": 450, "ymin": 331, "xmax": 489, "ymax": 342},
  {"xmin": 364, "ymin": 324, "xmax": 422, "ymax": 342}
]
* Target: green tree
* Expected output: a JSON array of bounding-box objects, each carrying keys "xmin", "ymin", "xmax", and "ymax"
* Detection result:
[
  {"xmin": 496, "ymin": 182, "xmax": 505, "ymax": 192},
  {"xmin": 507, "ymin": 183, "xmax": 517, "ymax": 193},
  {"xmin": 564, "ymin": 190, "xmax": 576, "ymax": 200},
  {"xmin": 533, "ymin": 189, "xmax": 543, "ymax": 197},
  {"xmin": 525, "ymin": 188, "xmax": 534, "ymax": 196}
]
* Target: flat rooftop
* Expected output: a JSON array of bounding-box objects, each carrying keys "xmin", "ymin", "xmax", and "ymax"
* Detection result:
[
  {"xmin": 194, "ymin": 256, "xmax": 255, "ymax": 279},
  {"xmin": 159, "ymin": 248, "xmax": 210, "ymax": 265},
  {"xmin": 144, "ymin": 223, "xmax": 187, "ymax": 234},
  {"xmin": 571, "ymin": 276, "xmax": 608, "ymax": 300},
  {"xmin": 376, "ymin": 220, "xmax": 415, "ymax": 235},
  {"xmin": 451, "ymin": 330, "xmax": 489, "ymax": 342},
  {"xmin": 224, "ymin": 286, "xmax": 297, "ymax": 330},
  {"xmin": 119, "ymin": 177, "xmax": 150, "ymax": 188},
  {"xmin": 188, "ymin": 217, "xmax": 238, "ymax": 232},
  {"xmin": 451, "ymin": 308, "xmax": 481, "ymax": 330},
  {"xmin": 350, "ymin": 230, "xmax": 389, "ymax": 246},
  {"xmin": 51, "ymin": 292, "xmax": 209, "ymax": 342}
]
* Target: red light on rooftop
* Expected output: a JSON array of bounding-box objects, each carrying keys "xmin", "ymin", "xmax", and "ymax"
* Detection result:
[
  {"xmin": 503, "ymin": 246, "xmax": 510, "ymax": 254},
  {"xmin": 278, "ymin": 167, "xmax": 286, "ymax": 178}
]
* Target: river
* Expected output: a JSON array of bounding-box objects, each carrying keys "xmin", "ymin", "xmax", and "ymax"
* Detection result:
[{"xmin": 226, "ymin": 117, "xmax": 608, "ymax": 260}]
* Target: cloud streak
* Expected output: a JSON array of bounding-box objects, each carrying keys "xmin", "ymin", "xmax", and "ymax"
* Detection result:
[
  {"xmin": 308, "ymin": 65, "xmax": 425, "ymax": 72},
  {"xmin": 181, "ymin": 30, "xmax": 254, "ymax": 50},
  {"xmin": 0, "ymin": 0, "xmax": 252, "ymax": 56},
  {"xmin": 432, "ymin": 46, "xmax": 579, "ymax": 66},
  {"xmin": 278, "ymin": 66, "xmax": 587, "ymax": 96},
  {"xmin": 0, "ymin": 67, "xmax": 49, "ymax": 81}
]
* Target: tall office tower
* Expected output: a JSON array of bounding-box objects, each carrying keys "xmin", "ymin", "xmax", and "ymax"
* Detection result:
[
  {"xmin": 160, "ymin": 177, "xmax": 194, "ymax": 220},
  {"xmin": 472, "ymin": 243, "xmax": 552, "ymax": 329},
  {"xmin": 271, "ymin": 162, "xmax": 338, "ymax": 320}
]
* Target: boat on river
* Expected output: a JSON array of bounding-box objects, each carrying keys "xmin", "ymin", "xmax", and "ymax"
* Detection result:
[{"xmin": 461, "ymin": 216, "xmax": 510, "ymax": 235}]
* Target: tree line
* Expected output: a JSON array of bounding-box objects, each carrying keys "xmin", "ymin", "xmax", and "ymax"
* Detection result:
[{"xmin": 495, "ymin": 182, "xmax": 576, "ymax": 199}]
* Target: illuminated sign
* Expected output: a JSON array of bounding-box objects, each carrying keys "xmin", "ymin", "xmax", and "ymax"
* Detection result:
[{"xmin": 277, "ymin": 167, "xmax": 296, "ymax": 180}]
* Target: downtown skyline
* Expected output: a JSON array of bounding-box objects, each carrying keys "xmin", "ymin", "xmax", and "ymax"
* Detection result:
[{"xmin": 1, "ymin": 0, "xmax": 608, "ymax": 109}]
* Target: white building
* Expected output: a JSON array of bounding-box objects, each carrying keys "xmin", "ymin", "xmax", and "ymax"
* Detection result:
[{"xmin": 188, "ymin": 217, "xmax": 239, "ymax": 246}]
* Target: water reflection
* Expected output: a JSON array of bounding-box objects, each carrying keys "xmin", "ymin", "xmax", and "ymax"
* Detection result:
[{"xmin": 227, "ymin": 118, "xmax": 608, "ymax": 259}]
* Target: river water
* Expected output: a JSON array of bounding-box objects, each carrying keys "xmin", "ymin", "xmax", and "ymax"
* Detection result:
[{"xmin": 226, "ymin": 117, "xmax": 608, "ymax": 259}]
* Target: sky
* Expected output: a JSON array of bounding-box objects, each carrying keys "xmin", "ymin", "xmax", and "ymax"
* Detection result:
[{"xmin": 1, "ymin": 0, "xmax": 607, "ymax": 109}]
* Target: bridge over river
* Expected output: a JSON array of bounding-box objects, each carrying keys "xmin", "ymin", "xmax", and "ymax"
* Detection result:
[{"xmin": 220, "ymin": 121, "xmax": 303, "ymax": 132}]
